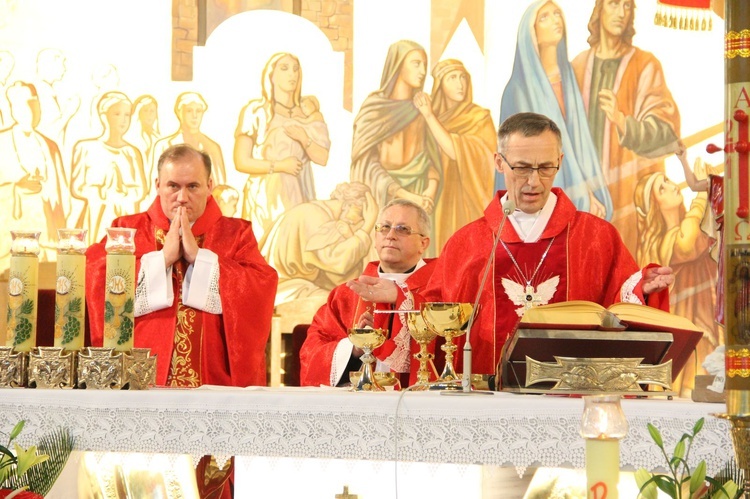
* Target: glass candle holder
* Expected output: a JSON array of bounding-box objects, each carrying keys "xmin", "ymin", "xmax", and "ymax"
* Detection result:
[
  {"xmin": 55, "ymin": 229, "xmax": 88, "ymax": 351},
  {"xmin": 104, "ymin": 228, "xmax": 136, "ymax": 352},
  {"xmin": 580, "ymin": 395, "xmax": 628, "ymax": 499}
]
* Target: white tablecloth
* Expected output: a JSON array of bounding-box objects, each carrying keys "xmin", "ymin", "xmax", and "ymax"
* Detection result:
[{"xmin": 0, "ymin": 386, "xmax": 734, "ymax": 476}]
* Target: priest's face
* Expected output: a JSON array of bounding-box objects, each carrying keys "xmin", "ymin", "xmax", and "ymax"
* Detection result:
[
  {"xmin": 375, "ymin": 204, "xmax": 429, "ymax": 273},
  {"xmin": 156, "ymin": 152, "xmax": 214, "ymax": 223},
  {"xmin": 495, "ymin": 130, "xmax": 562, "ymax": 214}
]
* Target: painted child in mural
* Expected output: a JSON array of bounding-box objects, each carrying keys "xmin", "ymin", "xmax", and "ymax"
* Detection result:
[
  {"xmin": 572, "ymin": 0, "xmax": 680, "ymax": 256},
  {"xmin": 0, "ymin": 51, "xmax": 15, "ymax": 129},
  {"xmin": 412, "ymin": 59, "xmax": 496, "ymax": 254},
  {"xmin": 234, "ymin": 52, "xmax": 331, "ymax": 249},
  {"xmin": 125, "ymin": 94, "xmax": 161, "ymax": 172},
  {"xmin": 0, "ymin": 81, "xmax": 67, "ymax": 264},
  {"xmin": 498, "ymin": 0, "xmax": 612, "ymax": 220},
  {"xmin": 350, "ymin": 39, "xmax": 441, "ymax": 255},
  {"xmin": 150, "ymin": 92, "xmax": 226, "ymax": 187},
  {"xmin": 262, "ymin": 182, "xmax": 377, "ymax": 306},
  {"xmin": 70, "ymin": 91, "xmax": 147, "ymax": 245},
  {"xmin": 634, "ymin": 166, "xmax": 720, "ymax": 397}
]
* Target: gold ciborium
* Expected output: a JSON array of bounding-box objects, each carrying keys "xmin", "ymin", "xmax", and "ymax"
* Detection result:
[
  {"xmin": 348, "ymin": 328, "xmax": 386, "ymax": 391},
  {"xmin": 405, "ymin": 310, "xmax": 437, "ymax": 390},
  {"xmin": 421, "ymin": 302, "xmax": 473, "ymax": 390}
]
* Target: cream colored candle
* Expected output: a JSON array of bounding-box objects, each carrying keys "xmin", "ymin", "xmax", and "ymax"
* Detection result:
[
  {"xmin": 6, "ymin": 231, "xmax": 41, "ymax": 352},
  {"xmin": 54, "ymin": 228, "xmax": 88, "ymax": 351},
  {"xmin": 104, "ymin": 228, "xmax": 137, "ymax": 352},
  {"xmin": 585, "ymin": 437, "xmax": 620, "ymax": 499}
]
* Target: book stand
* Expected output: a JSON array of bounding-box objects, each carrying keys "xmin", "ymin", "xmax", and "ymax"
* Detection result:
[{"xmin": 497, "ymin": 328, "xmax": 701, "ymax": 397}]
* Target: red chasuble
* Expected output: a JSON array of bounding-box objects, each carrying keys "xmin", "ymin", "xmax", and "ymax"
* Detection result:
[
  {"xmin": 417, "ymin": 188, "xmax": 669, "ymax": 376},
  {"xmin": 300, "ymin": 259, "xmax": 436, "ymax": 387},
  {"xmin": 86, "ymin": 196, "xmax": 278, "ymax": 387}
]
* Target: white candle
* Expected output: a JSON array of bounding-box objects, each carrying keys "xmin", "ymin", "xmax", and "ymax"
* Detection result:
[
  {"xmin": 104, "ymin": 228, "xmax": 137, "ymax": 352},
  {"xmin": 55, "ymin": 228, "xmax": 87, "ymax": 351},
  {"xmin": 6, "ymin": 231, "xmax": 41, "ymax": 352},
  {"xmin": 586, "ymin": 437, "xmax": 620, "ymax": 498}
]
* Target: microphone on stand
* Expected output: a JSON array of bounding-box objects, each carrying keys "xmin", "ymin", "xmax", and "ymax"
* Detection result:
[{"xmin": 461, "ymin": 199, "xmax": 515, "ymax": 393}]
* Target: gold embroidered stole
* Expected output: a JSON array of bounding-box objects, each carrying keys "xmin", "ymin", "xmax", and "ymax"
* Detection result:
[{"xmin": 155, "ymin": 228, "xmax": 205, "ymax": 387}]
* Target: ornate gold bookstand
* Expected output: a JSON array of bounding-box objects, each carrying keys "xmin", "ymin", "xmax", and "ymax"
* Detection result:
[
  {"xmin": 497, "ymin": 328, "xmax": 693, "ymax": 396},
  {"xmin": 0, "ymin": 346, "xmax": 27, "ymax": 388},
  {"xmin": 77, "ymin": 347, "xmax": 156, "ymax": 390}
]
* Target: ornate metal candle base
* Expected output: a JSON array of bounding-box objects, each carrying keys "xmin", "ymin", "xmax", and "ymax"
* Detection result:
[
  {"xmin": 77, "ymin": 347, "xmax": 156, "ymax": 390},
  {"xmin": 0, "ymin": 346, "xmax": 27, "ymax": 387},
  {"xmin": 28, "ymin": 346, "xmax": 76, "ymax": 388},
  {"xmin": 715, "ymin": 413, "xmax": 750, "ymax": 498}
]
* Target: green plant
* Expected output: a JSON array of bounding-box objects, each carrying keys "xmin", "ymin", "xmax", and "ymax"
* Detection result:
[
  {"xmin": 635, "ymin": 417, "xmax": 740, "ymax": 499},
  {"xmin": 0, "ymin": 420, "xmax": 74, "ymax": 497}
]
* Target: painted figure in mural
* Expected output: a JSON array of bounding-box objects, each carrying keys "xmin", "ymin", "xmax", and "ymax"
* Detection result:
[
  {"xmin": 125, "ymin": 94, "xmax": 161, "ymax": 170},
  {"xmin": 300, "ymin": 198, "xmax": 435, "ymax": 388},
  {"xmin": 88, "ymin": 63, "xmax": 120, "ymax": 133},
  {"xmin": 347, "ymin": 112, "xmax": 674, "ymax": 377},
  {"xmin": 299, "ymin": 95, "xmax": 324, "ymax": 123},
  {"xmin": 150, "ymin": 92, "xmax": 226, "ymax": 189},
  {"xmin": 498, "ymin": 0, "xmax": 612, "ymax": 220},
  {"xmin": 0, "ymin": 50, "xmax": 15, "ymax": 129},
  {"xmin": 0, "ymin": 81, "xmax": 66, "ymax": 264},
  {"xmin": 211, "ymin": 184, "xmax": 240, "ymax": 218},
  {"xmin": 413, "ymin": 59, "xmax": 496, "ymax": 253},
  {"xmin": 70, "ymin": 91, "xmax": 147, "ymax": 244},
  {"xmin": 262, "ymin": 182, "xmax": 377, "ymax": 306},
  {"xmin": 350, "ymin": 39, "xmax": 441, "ymax": 254},
  {"xmin": 634, "ymin": 168, "xmax": 719, "ymax": 396},
  {"xmin": 35, "ymin": 48, "xmax": 80, "ymax": 153},
  {"xmin": 234, "ymin": 52, "xmax": 331, "ymax": 249},
  {"xmin": 572, "ymin": 0, "xmax": 680, "ymax": 255}
]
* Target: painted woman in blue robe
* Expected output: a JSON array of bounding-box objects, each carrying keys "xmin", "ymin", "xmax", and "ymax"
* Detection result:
[{"xmin": 496, "ymin": 0, "xmax": 612, "ymax": 219}]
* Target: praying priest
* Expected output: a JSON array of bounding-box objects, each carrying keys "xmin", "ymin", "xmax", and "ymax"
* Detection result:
[
  {"xmin": 86, "ymin": 143, "xmax": 278, "ymax": 388},
  {"xmin": 347, "ymin": 112, "xmax": 674, "ymax": 377},
  {"xmin": 300, "ymin": 198, "xmax": 436, "ymax": 387}
]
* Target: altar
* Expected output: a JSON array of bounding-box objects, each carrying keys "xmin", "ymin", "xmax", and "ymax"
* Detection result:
[{"xmin": 0, "ymin": 387, "xmax": 735, "ymax": 498}]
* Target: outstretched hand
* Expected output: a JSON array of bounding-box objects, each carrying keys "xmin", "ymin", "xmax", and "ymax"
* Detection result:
[
  {"xmin": 642, "ymin": 266, "xmax": 674, "ymax": 295},
  {"xmin": 346, "ymin": 275, "xmax": 398, "ymax": 304}
]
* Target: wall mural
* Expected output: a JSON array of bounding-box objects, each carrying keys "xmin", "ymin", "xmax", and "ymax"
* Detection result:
[{"xmin": 0, "ymin": 0, "xmax": 725, "ymax": 395}]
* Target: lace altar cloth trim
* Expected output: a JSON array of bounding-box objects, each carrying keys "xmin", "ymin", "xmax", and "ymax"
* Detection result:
[{"xmin": 0, "ymin": 387, "xmax": 733, "ymax": 476}]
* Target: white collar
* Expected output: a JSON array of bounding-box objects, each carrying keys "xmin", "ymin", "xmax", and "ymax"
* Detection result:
[
  {"xmin": 378, "ymin": 259, "xmax": 426, "ymax": 283},
  {"xmin": 502, "ymin": 192, "xmax": 558, "ymax": 243}
]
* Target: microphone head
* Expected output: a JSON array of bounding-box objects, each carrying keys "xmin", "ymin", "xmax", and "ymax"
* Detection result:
[{"xmin": 502, "ymin": 199, "xmax": 516, "ymax": 215}]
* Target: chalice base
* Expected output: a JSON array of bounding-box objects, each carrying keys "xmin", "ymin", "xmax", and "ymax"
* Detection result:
[{"xmin": 350, "ymin": 361, "xmax": 384, "ymax": 392}]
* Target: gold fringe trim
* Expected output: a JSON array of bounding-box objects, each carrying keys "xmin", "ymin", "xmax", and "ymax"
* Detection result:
[
  {"xmin": 654, "ymin": 3, "xmax": 712, "ymax": 31},
  {"xmin": 727, "ymin": 29, "xmax": 750, "ymax": 59}
]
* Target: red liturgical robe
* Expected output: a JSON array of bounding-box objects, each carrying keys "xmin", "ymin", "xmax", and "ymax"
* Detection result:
[
  {"xmin": 86, "ymin": 196, "xmax": 278, "ymax": 387},
  {"xmin": 418, "ymin": 188, "xmax": 669, "ymax": 375},
  {"xmin": 300, "ymin": 259, "xmax": 436, "ymax": 387}
]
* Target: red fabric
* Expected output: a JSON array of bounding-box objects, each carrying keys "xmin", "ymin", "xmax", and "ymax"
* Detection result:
[
  {"xmin": 659, "ymin": 0, "xmax": 710, "ymax": 8},
  {"xmin": 300, "ymin": 259, "xmax": 436, "ymax": 387},
  {"xmin": 416, "ymin": 189, "xmax": 669, "ymax": 375},
  {"xmin": 0, "ymin": 492, "xmax": 44, "ymax": 499},
  {"xmin": 86, "ymin": 196, "xmax": 278, "ymax": 387}
]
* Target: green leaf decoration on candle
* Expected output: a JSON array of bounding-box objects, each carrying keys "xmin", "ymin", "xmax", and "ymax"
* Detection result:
[
  {"xmin": 123, "ymin": 298, "xmax": 134, "ymax": 315},
  {"xmin": 54, "ymin": 302, "xmax": 60, "ymax": 323},
  {"xmin": 19, "ymin": 300, "xmax": 34, "ymax": 316},
  {"xmin": 68, "ymin": 297, "xmax": 82, "ymax": 314},
  {"xmin": 635, "ymin": 417, "xmax": 741, "ymax": 498},
  {"xmin": 104, "ymin": 301, "xmax": 115, "ymax": 323}
]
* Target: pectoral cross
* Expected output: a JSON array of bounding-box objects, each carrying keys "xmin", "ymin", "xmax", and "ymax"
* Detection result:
[
  {"xmin": 522, "ymin": 285, "xmax": 540, "ymax": 309},
  {"xmin": 335, "ymin": 485, "xmax": 358, "ymax": 499}
]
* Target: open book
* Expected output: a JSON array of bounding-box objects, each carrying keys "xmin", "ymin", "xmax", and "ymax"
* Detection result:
[{"xmin": 518, "ymin": 300, "xmax": 702, "ymax": 334}]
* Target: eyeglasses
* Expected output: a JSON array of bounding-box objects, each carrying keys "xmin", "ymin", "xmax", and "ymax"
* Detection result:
[
  {"xmin": 374, "ymin": 223, "xmax": 425, "ymax": 237},
  {"xmin": 498, "ymin": 152, "xmax": 559, "ymax": 178}
]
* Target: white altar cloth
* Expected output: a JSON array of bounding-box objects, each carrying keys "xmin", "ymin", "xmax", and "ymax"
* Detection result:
[{"xmin": 0, "ymin": 387, "xmax": 734, "ymax": 476}]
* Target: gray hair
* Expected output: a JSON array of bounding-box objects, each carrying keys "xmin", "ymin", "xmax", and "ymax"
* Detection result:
[
  {"xmin": 380, "ymin": 198, "xmax": 431, "ymax": 236},
  {"xmin": 497, "ymin": 112, "xmax": 562, "ymax": 153},
  {"xmin": 157, "ymin": 143, "xmax": 212, "ymax": 181}
]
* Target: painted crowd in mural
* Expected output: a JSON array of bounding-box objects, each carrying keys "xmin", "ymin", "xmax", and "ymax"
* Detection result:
[{"xmin": 0, "ymin": 0, "xmax": 726, "ymax": 393}]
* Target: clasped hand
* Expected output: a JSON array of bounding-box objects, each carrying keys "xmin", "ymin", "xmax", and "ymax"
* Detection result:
[{"xmin": 163, "ymin": 206, "xmax": 199, "ymax": 268}]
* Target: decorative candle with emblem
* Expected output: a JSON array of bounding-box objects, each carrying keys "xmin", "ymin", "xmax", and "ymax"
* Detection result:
[
  {"xmin": 6, "ymin": 230, "xmax": 41, "ymax": 352},
  {"xmin": 54, "ymin": 229, "xmax": 87, "ymax": 351},
  {"xmin": 580, "ymin": 394, "xmax": 628, "ymax": 499},
  {"xmin": 104, "ymin": 227, "xmax": 136, "ymax": 351}
]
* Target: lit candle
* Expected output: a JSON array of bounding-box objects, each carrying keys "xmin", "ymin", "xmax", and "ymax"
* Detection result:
[
  {"xmin": 54, "ymin": 229, "xmax": 87, "ymax": 351},
  {"xmin": 580, "ymin": 395, "xmax": 628, "ymax": 499},
  {"xmin": 104, "ymin": 228, "xmax": 136, "ymax": 352},
  {"xmin": 6, "ymin": 231, "xmax": 41, "ymax": 352}
]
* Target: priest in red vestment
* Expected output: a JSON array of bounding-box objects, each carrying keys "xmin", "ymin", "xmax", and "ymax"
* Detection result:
[
  {"xmin": 347, "ymin": 112, "xmax": 674, "ymax": 377},
  {"xmin": 86, "ymin": 144, "xmax": 278, "ymax": 388},
  {"xmin": 300, "ymin": 198, "xmax": 436, "ymax": 387}
]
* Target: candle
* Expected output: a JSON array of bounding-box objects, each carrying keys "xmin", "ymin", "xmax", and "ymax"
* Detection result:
[
  {"xmin": 54, "ymin": 229, "xmax": 87, "ymax": 351},
  {"xmin": 6, "ymin": 231, "xmax": 41, "ymax": 352},
  {"xmin": 585, "ymin": 437, "xmax": 620, "ymax": 499},
  {"xmin": 104, "ymin": 228, "xmax": 136, "ymax": 352}
]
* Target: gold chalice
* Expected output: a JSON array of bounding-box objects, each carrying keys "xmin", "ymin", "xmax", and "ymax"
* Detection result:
[
  {"xmin": 347, "ymin": 328, "xmax": 386, "ymax": 391},
  {"xmin": 405, "ymin": 310, "xmax": 437, "ymax": 390},
  {"xmin": 421, "ymin": 302, "xmax": 473, "ymax": 390}
]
